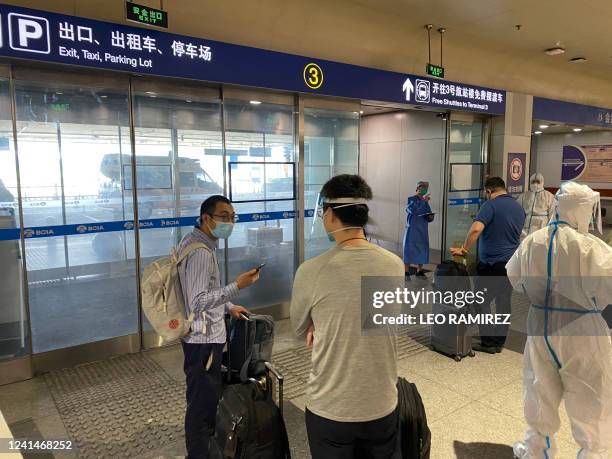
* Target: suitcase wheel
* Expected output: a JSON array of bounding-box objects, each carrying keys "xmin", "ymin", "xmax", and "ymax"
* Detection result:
[
  {"xmin": 454, "ymin": 355, "xmax": 462, "ymax": 362},
  {"xmin": 469, "ymin": 351, "xmax": 476, "ymax": 358}
]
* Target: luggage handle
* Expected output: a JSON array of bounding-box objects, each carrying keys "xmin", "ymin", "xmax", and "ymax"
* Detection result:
[
  {"xmin": 265, "ymin": 361, "xmax": 283, "ymax": 382},
  {"xmin": 265, "ymin": 361, "xmax": 284, "ymax": 415},
  {"xmin": 224, "ymin": 314, "xmax": 232, "ymax": 383}
]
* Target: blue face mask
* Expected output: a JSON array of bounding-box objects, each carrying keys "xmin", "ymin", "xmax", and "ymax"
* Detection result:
[{"xmin": 209, "ymin": 220, "xmax": 234, "ymax": 239}]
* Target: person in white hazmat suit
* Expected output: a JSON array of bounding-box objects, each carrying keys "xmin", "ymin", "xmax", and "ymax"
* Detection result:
[
  {"xmin": 516, "ymin": 172, "xmax": 556, "ymax": 238},
  {"xmin": 507, "ymin": 181, "xmax": 612, "ymax": 459}
]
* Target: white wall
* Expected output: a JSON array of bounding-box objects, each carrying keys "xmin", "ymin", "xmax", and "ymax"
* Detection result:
[
  {"xmin": 360, "ymin": 111, "xmax": 446, "ymax": 261},
  {"xmin": 534, "ymin": 130, "xmax": 612, "ymax": 190}
]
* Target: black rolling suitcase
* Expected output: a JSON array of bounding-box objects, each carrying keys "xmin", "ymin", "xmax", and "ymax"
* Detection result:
[
  {"xmin": 397, "ymin": 377, "xmax": 431, "ymax": 459},
  {"xmin": 210, "ymin": 315, "xmax": 290, "ymax": 459},
  {"xmin": 430, "ymin": 261, "xmax": 475, "ymax": 362}
]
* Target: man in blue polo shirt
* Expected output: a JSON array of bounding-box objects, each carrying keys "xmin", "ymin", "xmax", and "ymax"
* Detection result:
[{"xmin": 451, "ymin": 176, "xmax": 525, "ymax": 353}]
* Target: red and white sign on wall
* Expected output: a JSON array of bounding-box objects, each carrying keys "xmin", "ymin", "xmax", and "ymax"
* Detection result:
[{"xmin": 507, "ymin": 152, "xmax": 526, "ymax": 194}]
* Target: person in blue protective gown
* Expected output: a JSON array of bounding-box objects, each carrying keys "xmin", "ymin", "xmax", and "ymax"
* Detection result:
[{"xmin": 403, "ymin": 181, "xmax": 434, "ymax": 278}]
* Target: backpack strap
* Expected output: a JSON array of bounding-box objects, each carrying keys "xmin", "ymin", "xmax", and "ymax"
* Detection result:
[
  {"xmin": 177, "ymin": 242, "xmax": 212, "ymax": 333},
  {"xmin": 177, "ymin": 242, "xmax": 211, "ymax": 264},
  {"xmin": 240, "ymin": 318, "xmax": 258, "ymax": 383}
]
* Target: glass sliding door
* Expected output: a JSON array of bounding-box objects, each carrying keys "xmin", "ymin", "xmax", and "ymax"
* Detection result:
[
  {"xmin": 131, "ymin": 81, "xmax": 223, "ymax": 347},
  {"xmin": 443, "ymin": 117, "xmax": 487, "ymax": 262},
  {"xmin": 304, "ymin": 108, "xmax": 359, "ymax": 260},
  {"xmin": 223, "ymin": 98, "xmax": 296, "ymax": 309},
  {"xmin": 13, "ymin": 70, "xmax": 138, "ymax": 353},
  {"xmin": 2, "ymin": 66, "xmax": 363, "ymax": 366}
]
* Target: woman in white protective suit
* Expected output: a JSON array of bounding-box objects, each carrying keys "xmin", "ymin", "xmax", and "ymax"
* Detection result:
[
  {"xmin": 507, "ymin": 181, "xmax": 612, "ymax": 459},
  {"xmin": 516, "ymin": 172, "xmax": 556, "ymax": 238}
]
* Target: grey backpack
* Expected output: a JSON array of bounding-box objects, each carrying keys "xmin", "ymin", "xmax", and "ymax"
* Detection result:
[{"xmin": 227, "ymin": 314, "xmax": 275, "ymax": 382}]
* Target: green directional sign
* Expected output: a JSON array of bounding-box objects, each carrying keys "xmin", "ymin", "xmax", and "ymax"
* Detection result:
[
  {"xmin": 126, "ymin": 2, "xmax": 168, "ymax": 28},
  {"xmin": 426, "ymin": 63, "xmax": 445, "ymax": 79}
]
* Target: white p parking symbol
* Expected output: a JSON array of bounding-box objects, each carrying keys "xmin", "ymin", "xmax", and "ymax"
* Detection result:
[{"xmin": 8, "ymin": 13, "xmax": 50, "ymax": 54}]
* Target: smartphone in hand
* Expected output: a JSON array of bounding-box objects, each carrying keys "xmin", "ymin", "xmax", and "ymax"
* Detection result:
[{"xmin": 254, "ymin": 263, "xmax": 266, "ymax": 272}]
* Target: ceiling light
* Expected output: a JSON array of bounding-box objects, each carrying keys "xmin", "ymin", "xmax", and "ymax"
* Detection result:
[
  {"xmin": 353, "ymin": 111, "xmax": 359, "ymax": 115},
  {"xmin": 539, "ymin": 124, "xmax": 549, "ymax": 129},
  {"xmin": 570, "ymin": 57, "xmax": 587, "ymax": 62},
  {"xmin": 534, "ymin": 131, "xmax": 543, "ymax": 135},
  {"xmin": 185, "ymin": 99, "xmax": 192, "ymax": 103},
  {"xmin": 545, "ymin": 47, "xmax": 565, "ymax": 56},
  {"xmin": 100, "ymin": 95, "xmax": 108, "ymax": 98},
  {"xmin": 359, "ymin": 110, "xmax": 364, "ymax": 114},
  {"xmin": 249, "ymin": 100, "xmax": 262, "ymax": 105},
  {"xmin": 573, "ymin": 128, "xmax": 582, "ymax": 132}
]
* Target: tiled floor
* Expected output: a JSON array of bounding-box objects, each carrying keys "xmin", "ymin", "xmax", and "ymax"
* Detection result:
[{"xmin": 0, "ymin": 319, "xmax": 584, "ymax": 459}]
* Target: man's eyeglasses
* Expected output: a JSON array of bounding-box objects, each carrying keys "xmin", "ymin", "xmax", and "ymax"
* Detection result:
[{"xmin": 208, "ymin": 213, "xmax": 238, "ymax": 223}]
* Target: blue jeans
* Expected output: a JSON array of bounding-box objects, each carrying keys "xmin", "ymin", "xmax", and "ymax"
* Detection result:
[{"xmin": 182, "ymin": 342, "xmax": 224, "ymax": 459}]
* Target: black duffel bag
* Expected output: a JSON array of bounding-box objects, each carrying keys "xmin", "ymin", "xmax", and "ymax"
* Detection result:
[{"xmin": 397, "ymin": 377, "xmax": 431, "ymax": 459}]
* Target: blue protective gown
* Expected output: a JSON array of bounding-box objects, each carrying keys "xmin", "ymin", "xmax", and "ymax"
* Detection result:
[{"xmin": 403, "ymin": 196, "xmax": 433, "ymax": 264}]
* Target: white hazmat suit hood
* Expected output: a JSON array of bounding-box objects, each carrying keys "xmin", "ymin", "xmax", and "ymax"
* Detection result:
[
  {"xmin": 517, "ymin": 173, "xmax": 556, "ymax": 237},
  {"xmin": 507, "ymin": 181, "xmax": 612, "ymax": 459},
  {"xmin": 529, "ymin": 172, "xmax": 545, "ymax": 192},
  {"xmin": 555, "ymin": 181, "xmax": 603, "ymax": 235}
]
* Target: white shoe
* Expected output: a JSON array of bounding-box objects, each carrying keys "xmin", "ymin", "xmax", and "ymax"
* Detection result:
[{"xmin": 513, "ymin": 441, "xmax": 528, "ymax": 459}]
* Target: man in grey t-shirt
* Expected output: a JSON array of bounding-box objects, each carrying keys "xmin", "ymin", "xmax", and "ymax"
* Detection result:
[{"xmin": 291, "ymin": 175, "xmax": 403, "ymax": 459}]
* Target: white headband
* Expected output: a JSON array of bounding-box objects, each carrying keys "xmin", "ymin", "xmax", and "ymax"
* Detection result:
[{"xmin": 323, "ymin": 197, "xmax": 369, "ymax": 204}]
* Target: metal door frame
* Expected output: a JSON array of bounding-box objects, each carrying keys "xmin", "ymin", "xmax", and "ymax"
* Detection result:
[
  {"xmin": 441, "ymin": 112, "xmax": 492, "ymax": 259},
  {"xmin": 0, "ymin": 64, "xmax": 141, "ymax": 382}
]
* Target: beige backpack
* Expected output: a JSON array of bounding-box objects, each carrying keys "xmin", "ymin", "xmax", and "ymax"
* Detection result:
[{"xmin": 140, "ymin": 242, "xmax": 210, "ymax": 343}]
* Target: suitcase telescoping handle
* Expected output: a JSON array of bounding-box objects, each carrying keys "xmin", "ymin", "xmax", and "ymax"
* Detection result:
[{"xmin": 265, "ymin": 361, "xmax": 284, "ymax": 415}]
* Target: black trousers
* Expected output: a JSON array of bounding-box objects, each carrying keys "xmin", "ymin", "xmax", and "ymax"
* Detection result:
[
  {"xmin": 474, "ymin": 261, "xmax": 513, "ymax": 348},
  {"xmin": 305, "ymin": 407, "xmax": 400, "ymax": 459},
  {"xmin": 182, "ymin": 341, "xmax": 224, "ymax": 459}
]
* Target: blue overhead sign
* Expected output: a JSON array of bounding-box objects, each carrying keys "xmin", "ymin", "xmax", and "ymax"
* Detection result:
[
  {"xmin": 0, "ymin": 4, "xmax": 506, "ymax": 115},
  {"xmin": 533, "ymin": 97, "xmax": 612, "ymax": 128}
]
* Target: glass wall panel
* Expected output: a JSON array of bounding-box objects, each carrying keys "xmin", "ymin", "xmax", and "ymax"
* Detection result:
[
  {"xmin": 304, "ymin": 108, "xmax": 359, "ymax": 260},
  {"xmin": 223, "ymin": 100, "xmax": 295, "ymax": 308},
  {"xmin": 14, "ymin": 76, "xmax": 138, "ymax": 353},
  {"xmin": 0, "ymin": 79, "xmax": 28, "ymax": 359}
]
